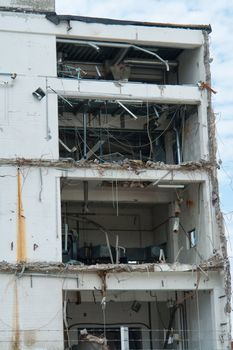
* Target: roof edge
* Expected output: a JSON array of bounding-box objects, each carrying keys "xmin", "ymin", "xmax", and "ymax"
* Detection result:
[
  {"xmin": 47, "ymin": 13, "xmax": 212, "ymax": 33},
  {"xmin": 0, "ymin": 7, "xmax": 55, "ymax": 15},
  {"xmin": 0, "ymin": 8, "xmax": 212, "ymax": 33}
]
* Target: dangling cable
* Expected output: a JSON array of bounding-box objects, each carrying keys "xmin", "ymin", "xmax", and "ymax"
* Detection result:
[
  {"xmin": 115, "ymin": 178, "xmax": 119, "ymax": 217},
  {"xmin": 101, "ymin": 296, "xmax": 107, "ymax": 343},
  {"xmin": 146, "ymin": 101, "xmax": 153, "ymax": 160}
]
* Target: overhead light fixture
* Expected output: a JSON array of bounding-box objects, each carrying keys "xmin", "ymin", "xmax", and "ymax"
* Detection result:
[
  {"xmin": 116, "ymin": 100, "xmax": 138, "ymax": 119},
  {"xmin": 158, "ymin": 184, "xmax": 185, "ymax": 189},
  {"xmin": 32, "ymin": 87, "xmax": 46, "ymax": 100},
  {"xmin": 88, "ymin": 42, "xmax": 100, "ymax": 51},
  {"xmin": 153, "ymin": 106, "xmax": 160, "ymax": 119},
  {"xmin": 95, "ymin": 65, "xmax": 102, "ymax": 78},
  {"xmin": 117, "ymin": 99, "xmax": 143, "ymax": 104}
]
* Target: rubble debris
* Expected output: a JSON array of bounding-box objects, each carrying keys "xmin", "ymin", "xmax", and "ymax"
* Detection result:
[
  {"xmin": 0, "ymin": 157, "xmax": 216, "ymax": 173},
  {"xmin": 203, "ymin": 30, "xmax": 231, "ymax": 314},
  {"xmin": 79, "ymin": 330, "xmax": 108, "ymax": 350},
  {"xmin": 0, "ymin": 257, "xmax": 224, "ymax": 275},
  {"xmin": 198, "ymin": 81, "xmax": 217, "ymax": 94}
]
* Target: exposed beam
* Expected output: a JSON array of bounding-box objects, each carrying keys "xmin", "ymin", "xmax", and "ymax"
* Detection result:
[
  {"xmin": 49, "ymin": 78, "xmax": 201, "ymax": 104},
  {"xmin": 62, "ymin": 270, "xmax": 221, "ymax": 291},
  {"xmin": 81, "ymin": 140, "xmax": 105, "ymax": 161}
]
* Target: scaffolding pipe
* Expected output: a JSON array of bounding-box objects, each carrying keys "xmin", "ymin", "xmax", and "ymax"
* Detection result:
[
  {"xmin": 174, "ymin": 126, "xmax": 181, "ymax": 164},
  {"xmin": 83, "ymin": 112, "xmax": 87, "ymax": 159},
  {"xmin": 56, "ymin": 39, "xmax": 169, "ymax": 71},
  {"xmin": 64, "ymin": 223, "xmax": 68, "ymax": 252},
  {"xmin": 83, "ymin": 181, "xmax": 89, "ymax": 214},
  {"xmin": 131, "ymin": 45, "xmax": 169, "ymax": 71}
]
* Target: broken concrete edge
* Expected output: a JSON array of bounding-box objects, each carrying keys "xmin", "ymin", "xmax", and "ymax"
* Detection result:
[
  {"xmin": 0, "ymin": 7, "xmax": 54, "ymax": 13},
  {"xmin": 203, "ymin": 30, "xmax": 231, "ymax": 315},
  {"xmin": 47, "ymin": 13, "xmax": 212, "ymax": 33},
  {"xmin": 0, "ymin": 257, "xmax": 224, "ymax": 274},
  {"xmin": 0, "ymin": 158, "xmax": 216, "ymax": 173},
  {"xmin": 0, "ymin": 0, "xmax": 55, "ymax": 13}
]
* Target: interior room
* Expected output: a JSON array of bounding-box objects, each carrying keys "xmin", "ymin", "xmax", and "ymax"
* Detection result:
[
  {"xmin": 58, "ymin": 100, "xmax": 200, "ymax": 164},
  {"xmin": 61, "ymin": 180, "xmax": 206, "ymax": 266},
  {"xmin": 56, "ymin": 39, "xmax": 202, "ymax": 86},
  {"xmin": 63, "ymin": 289, "xmax": 214, "ymax": 350}
]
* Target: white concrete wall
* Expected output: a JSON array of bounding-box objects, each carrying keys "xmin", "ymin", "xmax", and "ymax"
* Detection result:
[
  {"xmin": 0, "ymin": 274, "xmax": 63, "ymax": 350},
  {"xmin": 178, "ymin": 46, "xmax": 206, "ymax": 84},
  {"xmin": 186, "ymin": 290, "xmax": 216, "ymax": 349},
  {"xmin": 51, "ymin": 77, "xmax": 202, "ymax": 104},
  {"xmin": 0, "ymin": 11, "xmax": 204, "ymax": 48},
  {"xmin": 182, "ymin": 112, "xmax": 201, "ymax": 162},
  {"xmin": 178, "ymin": 183, "xmax": 213, "ymax": 264},
  {"xmin": 0, "ymin": 166, "xmax": 61, "ymax": 263},
  {"xmin": 0, "ymin": 30, "xmax": 58, "ymax": 159},
  {"xmin": 0, "ymin": 32, "xmax": 56, "ymax": 76},
  {"xmin": 0, "ymin": 77, "xmax": 59, "ymax": 159}
]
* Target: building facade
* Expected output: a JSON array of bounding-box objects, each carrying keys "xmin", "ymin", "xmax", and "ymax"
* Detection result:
[{"xmin": 0, "ymin": 0, "xmax": 231, "ymax": 349}]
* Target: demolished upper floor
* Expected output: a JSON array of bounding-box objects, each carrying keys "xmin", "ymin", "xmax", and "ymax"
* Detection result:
[
  {"xmin": 0, "ymin": 3, "xmax": 211, "ymax": 82},
  {"xmin": 0, "ymin": 4, "xmax": 214, "ymax": 164}
]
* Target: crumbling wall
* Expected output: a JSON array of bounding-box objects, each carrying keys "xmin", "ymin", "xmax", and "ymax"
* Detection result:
[
  {"xmin": 203, "ymin": 30, "xmax": 231, "ymax": 315},
  {"xmin": 0, "ymin": 0, "xmax": 55, "ymax": 12}
]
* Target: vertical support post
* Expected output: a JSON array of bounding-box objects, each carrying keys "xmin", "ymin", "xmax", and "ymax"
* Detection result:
[
  {"xmin": 197, "ymin": 99, "xmax": 209, "ymax": 161},
  {"xmin": 64, "ymin": 223, "xmax": 68, "ymax": 252},
  {"xmin": 165, "ymin": 131, "xmax": 174, "ymax": 164},
  {"xmin": 121, "ymin": 326, "xmax": 129, "ymax": 350},
  {"xmin": 83, "ymin": 112, "xmax": 87, "ymax": 159},
  {"xmin": 168, "ymin": 203, "xmax": 179, "ymax": 262},
  {"xmin": 83, "ymin": 181, "xmax": 89, "ymax": 214},
  {"xmin": 148, "ymin": 302, "xmax": 153, "ymax": 350},
  {"xmin": 55, "ymin": 177, "xmax": 61, "ymax": 240},
  {"xmin": 45, "ymin": 77, "xmax": 51, "ymax": 140},
  {"xmin": 174, "ymin": 127, "xmax": 181, "ymax": 164}
]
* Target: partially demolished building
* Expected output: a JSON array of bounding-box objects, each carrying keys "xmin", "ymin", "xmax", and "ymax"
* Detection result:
[{"xmin": 0, "ymin": 0, "xmax": 231, "ymax": 349}]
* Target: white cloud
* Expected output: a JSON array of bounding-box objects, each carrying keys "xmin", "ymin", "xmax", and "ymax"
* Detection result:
[
  {"xmin": 56, "ymin": 0, "xmax": 233, "ymax": 24},
  {"xmin": 217, "ymin": 120, "xmax": 233, "ymax": 137}
]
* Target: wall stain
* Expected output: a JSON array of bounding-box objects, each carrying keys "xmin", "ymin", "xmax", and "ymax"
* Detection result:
[
  {"xmin": 24, "ymin": 330, "xmax": 36, "ymax": 347},
  {"xmin": 11, "ymin": 281, "xmax": 20, "ymax": 350},
  {"xmin": 16, "ymin": 169, "xmax": 26, "ymax": 262}
]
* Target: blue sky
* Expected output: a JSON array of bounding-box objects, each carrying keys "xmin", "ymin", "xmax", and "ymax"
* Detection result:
[{"xmin": 56, "ymin": 0, "xmax": 233, "ymax": 257}]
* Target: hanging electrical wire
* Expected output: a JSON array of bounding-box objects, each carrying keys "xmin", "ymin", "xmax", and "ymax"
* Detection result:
[
  {"xmin": 103, "ymin": 106, "xmax": 180, "ymax": 150},
  {"xmin": 146, "ymin": 100, "xmax": 153, "ymax": 160}
]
